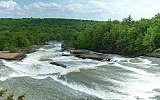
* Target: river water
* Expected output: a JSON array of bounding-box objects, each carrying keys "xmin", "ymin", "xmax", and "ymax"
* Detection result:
[{"xmin": 0, "ymin": 41, "xmax": 160, "ymax": 100}]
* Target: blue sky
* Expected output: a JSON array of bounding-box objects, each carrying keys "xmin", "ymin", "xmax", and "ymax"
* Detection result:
[{"xmin": 0, "ymin": 0, "xmax": 159, "ymax": 20}]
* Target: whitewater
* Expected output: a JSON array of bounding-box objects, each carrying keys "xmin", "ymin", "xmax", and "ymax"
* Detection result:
[{"xmin": 0, "ymin": 41, "xmax": 160, "ymax": 100}]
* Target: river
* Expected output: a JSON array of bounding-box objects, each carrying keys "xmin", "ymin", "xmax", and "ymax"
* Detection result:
[{"xmin": 0, "ymin": 41, "xmax": 160, "ymax": 100}]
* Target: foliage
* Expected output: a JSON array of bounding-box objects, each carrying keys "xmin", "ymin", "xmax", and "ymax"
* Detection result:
[
  {"xmin": 0, "ymin": 18, "xmax": 97, "ymax": 52},
  {"xmin": 0, "ymin": 89, "xmax": 25, "ymax": 100},
  {"xmin": 67, "ymin": 14, "xmax": 160, "ymax": 56},
  {"xmin": 0, "ymin": 89, "xmax": 7, "ymax": 97},
  {"xmin": 1, "ymin": 15, "xmax": 160, "ymax": 56},
  {"xmin": 17, "ymin": 94, "xmax": 25, "ymax": 100},
  {"xmin": 7, "ymin": 94, "xmax": 14, "ymax": 100}
]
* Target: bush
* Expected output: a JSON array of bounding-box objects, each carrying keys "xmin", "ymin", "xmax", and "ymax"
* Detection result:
[
  {"xmin": 0, "ymin": 89, "xmax": 25, "ymax": 100},
  {"xmin": 9, "ymin": 47, "xmax": 18, "ymax": 53}
]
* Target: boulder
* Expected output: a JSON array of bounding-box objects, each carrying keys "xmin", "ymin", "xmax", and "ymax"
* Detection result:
[
  {"xmin": 70, "ymin": 50, "xmax": 89, "ymax": 54},
  {"xmin": 146, "ymin": 48, "xmax": 160, "ymax": 58},
  {"xmin": 50, "ymin": 61, "xmax": 67, "ymax": 68},
  {"xmin": 146, "ymin": 54, "xmax": 160, "ymax": 58},
  {"xmin": 70, "ymin": 49, "xmax": 111, "ymax": 61},
  {"xmin": 62, "ymin": 54, "xmax": 71, "ymax": 56},
  {"xmin": 120, "ymin": 60, "xmax": 128, "ymax": 62},
  {"xmin": 129, "ymin": 58, "xmax": 142, "ymax": 63},
  {"xmin": 74, "ymin": 54, "xmax": 111, "ymax": 61},
  {"xmin": 0, "ymin": 52, "xmax": 26, "ymax": 61},
  {"xmin": 81, "ymin": 66, "xmax": 96, "ymax": 70}
]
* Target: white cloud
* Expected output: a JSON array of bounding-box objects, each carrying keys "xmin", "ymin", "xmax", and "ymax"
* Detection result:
[
  {"xmin": 0, "ymin": 0, "xmax": 160, "ymax": 20},
  {"xmin": 66, "ymin": 3, "xmax": 83, "ymax": 12},
  {"xmin": 89, "ymin": 0, "xmax": 109, "ymax": 9},
  {"xmin": 24, "ymin": 2, "xmax": 61, "ymax": 10},
  {"xmin": 0, "ymin": 0, "xmax": 20, "ymax": 10},
  {"xmin": 111, "ymin": 0, "xmax": 160, "ymax": 19},
  {"xmin": 66, "ymin": 0, "xmax": 107, "ymax": 13}
]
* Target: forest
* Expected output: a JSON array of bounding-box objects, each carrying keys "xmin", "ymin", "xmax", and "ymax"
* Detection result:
[
  {"xmin": 0, "ymin": 18, "xmax": 97, "ymax": 52},
  {"xmin": 65, "ymin": 14, "xmax": 160, "ymax": 57},
  {"xmin": 1, "ymin": 14, "xmax": 160, "ymax": 56}
]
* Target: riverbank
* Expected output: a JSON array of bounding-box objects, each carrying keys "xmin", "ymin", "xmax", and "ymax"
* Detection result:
[
  {"xmin": 0, "ymin": 52, "xmax": 26, "ymax": 60},
  {"xmin": 71, "ymin": 48, "xmax": 160, "ymax": 59},
  {"xmin": 0, "ymin": 45, "xmax": 42, "ymax": 60}
]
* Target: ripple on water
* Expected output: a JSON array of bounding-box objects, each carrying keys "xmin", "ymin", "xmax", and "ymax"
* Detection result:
[{"xmin": 1, "ymin": 42, "xmax": 160, "ymax": 100}]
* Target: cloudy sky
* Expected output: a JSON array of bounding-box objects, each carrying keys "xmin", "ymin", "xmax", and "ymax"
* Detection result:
[{"xmin": 0, "ymin": 0, "xmax": 159, "ymax": 20}]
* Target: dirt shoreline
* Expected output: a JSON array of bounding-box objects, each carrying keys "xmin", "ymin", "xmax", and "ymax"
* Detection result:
[{"xmin": 0, "ymin": 45, "xmax": 43, "ymax": 61}]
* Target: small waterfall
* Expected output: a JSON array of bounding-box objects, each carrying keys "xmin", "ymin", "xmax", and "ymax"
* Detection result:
[{"xmin": 0, "ymin": 41, "xmax": 160, "ymax": 100}]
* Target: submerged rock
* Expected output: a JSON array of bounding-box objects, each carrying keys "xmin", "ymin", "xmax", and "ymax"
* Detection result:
[
  {"xmin": 129, "ymin": 58, "xmax": 142, "ymax": 63},
  {"xmin": 69, "ymin": 69, "xmax": 80, "ymax": 73},
  {"xmin": 0, "ymin": 60, "xmax": 3, "ymax": 65},
  {"xmin": 120, "ymin": 60, "xmax": 128, "ymax": 62},
  {"xmin": 62, "ymin": 54, "xmax": 71, "ymax": 56},
  {"xmin": 0, "ymin": 60, "xmax": 5, "ymax": 67},
  {"xmin": 50, "ymin": 61, "xmax": 67, "ymax": 68}
]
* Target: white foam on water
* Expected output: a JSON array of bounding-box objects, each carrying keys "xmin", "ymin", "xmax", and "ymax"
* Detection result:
[
  {"xmin": 52, "ymin": 75, "xmax": 159, "ymax": 100},
  {"xmin": 1, "ymin": 42, "xmax": 160, "ymax": 100},
  {"xmin": 2, "ymin": 60, "xmax": 66, "ymax": 77},
  {"xmin": 112, "ymin": 55, "xmax": 158, "ymax": 67},
  {"xmin": 108, "ymin": 55, "xmax": 160, "ymax": 100},
  {"xmin": 111, "ymin": 54, "xmax": 130, "ymax": 62},
  {"xmin": 141, "ymin": 58, "xmax": 152, "ymax": 65},
  {"xmin": 50, "ymin": 75, "xmax": 131, "ymax": 100},
  {"xmin": 1, "ymin": 57, "xmax": 108, "ymax": 81},
  {"xmin": 0, "ymin": 41, "xmax": 109, "ymax": 81},
  {"xmin": 113, "ymin": 63, "xmax": 153, "ymax": 76},
  {"xmin": 128, "ymin": 58, "xmax": 152, "ymax": 65},
  {"xmin": 123, "ymin": 75, "xmax": 160, "ymax": 100},
  {"xmin": 101, "ymin": 73, "xmax": 160, "ymax": 100},
  {"xmin": 0, "ymin": 42, "xmax": 63, "ymax": 80}
]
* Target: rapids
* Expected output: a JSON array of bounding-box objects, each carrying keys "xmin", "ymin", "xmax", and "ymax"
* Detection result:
[{"xmin": 0, "ymin": 41, "xmax": 160, "ymax": 100}]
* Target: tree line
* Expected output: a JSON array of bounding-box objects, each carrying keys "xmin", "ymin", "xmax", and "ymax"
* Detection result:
[
  {"xmin": 0, "ymin": 18, "xmax": 97, "ymax": 52},
  {"xmin": 65, "ymin": 14, "xmax": 160, "ymax": 56},
  {"xmin": 1, "ymin": 14, "xmax": 160, "ymax": 56}
]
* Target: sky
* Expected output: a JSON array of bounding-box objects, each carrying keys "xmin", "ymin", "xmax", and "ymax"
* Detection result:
[{"xmin": 0, "ymin": 0, "xmax": 159, "ymax": 20}]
